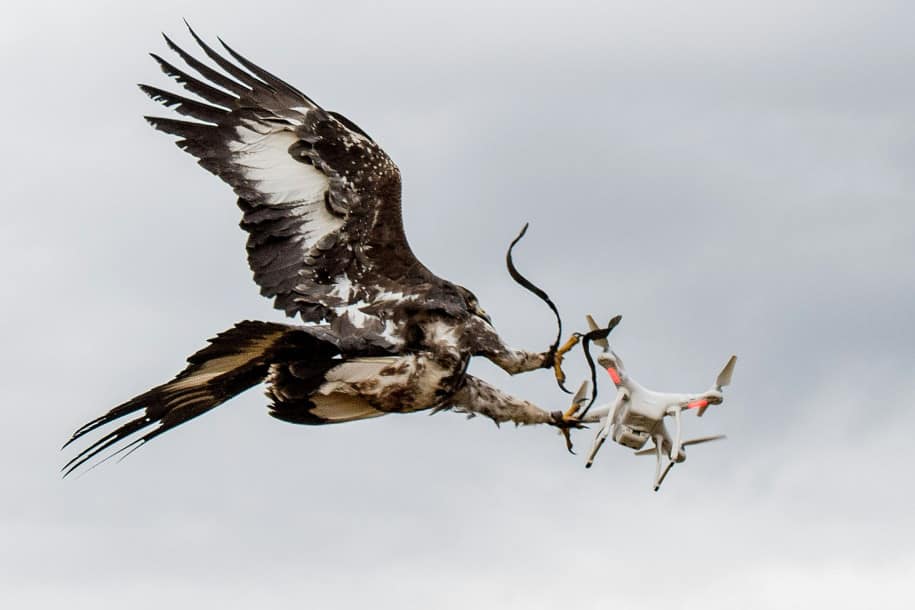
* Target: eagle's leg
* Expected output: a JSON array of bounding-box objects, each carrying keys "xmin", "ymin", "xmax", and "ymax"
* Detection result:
[
  {"xmin": 485, "ymin": 348, "xmax": 552, "ymax": 376},
  {"xmin": 463, "ymin": 317, "xmax": 562, "ymax": 377},
  {"xmin": 552, "ymin": 334, "xmax": 581, "ymax": 388},
  {"xmin": 448, "ymin": 375, "xmax": 579, "ymax": 429}
]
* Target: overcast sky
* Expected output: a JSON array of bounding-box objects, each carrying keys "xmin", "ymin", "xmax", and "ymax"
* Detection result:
[{"xmin": 2, "ymin": 1, "xmax": 913, "ymax": 608}]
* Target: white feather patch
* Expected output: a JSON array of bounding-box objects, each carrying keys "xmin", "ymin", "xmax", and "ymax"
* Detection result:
[
  {"xmin": 324, "ymin": 358, "xmax": 401, "ymax": 385},
  {"xmin": 229, "ymin": 123, "xmax": 344, "ymax": 254},
  {"xmin": 327, "ymin": 275, "xmax": 355, "ymax": 302},
  {"xmin": 309, "ymin": 394, "xmax": 385, "ymax": 422},
  {"xmin": 233, "ymin": 129, "xmax": 326, "ymax": 197}
]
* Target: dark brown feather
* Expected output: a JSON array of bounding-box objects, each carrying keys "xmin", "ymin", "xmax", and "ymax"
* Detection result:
[
  {"xmin": 163, "ymin": 32, "xmax": 250, "ymax": 96},
  {"xmin": 184, "ymin": 23, "xmax": 268, "ymax": 90},
  {"xmin": 149, "ymin": 52, "xmax": 237, "ymax": 108},
  {"xmin": 139, "ymin": 85, "xmax": 227, "ymax": 123},
  {"xmin": 62, "ymin": 321, "xmax": 299, "ymax": 476}
]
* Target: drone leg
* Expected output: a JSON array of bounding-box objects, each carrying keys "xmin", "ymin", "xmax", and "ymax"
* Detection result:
[
  {"xmin": 585, "ymin": 420, "xmax": 612, "ymax": 468},
  {"xmin": 654, "ymin": 460, "xmax": 675, "ymax": 492},
  {"xmin": 653, "ymin": 438, "xmax": 663, "ymax": 488},
  {"xmin": 584, "ymin": 389, "xmax": 626, "ymax": 468},
  {"xmin": 669, "ymin": 405, "xmax": 683, "ymax": 462}
]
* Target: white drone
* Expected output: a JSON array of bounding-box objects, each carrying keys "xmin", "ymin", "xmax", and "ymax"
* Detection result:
[{"xmin": 569, "ymin": 316, "xmax": 737, "ymax": 491}]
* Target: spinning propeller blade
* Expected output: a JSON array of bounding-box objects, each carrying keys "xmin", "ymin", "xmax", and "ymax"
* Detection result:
[
  {"xmin": 715, "ymin": 355, "xmax": 738, "ymax": 389},
  {"xmin": 698, "ymin": 355, "xmax": 737, "ymax": 417},
  {"xmin": 585, "ymin": 315, "xmax": 610, "ymax": 351},
  {"xmin": 570, "ymin": 379, "xmax": 591, "ymax": 411},
  {"xmin": 639, "ymin": 435, "xmax": 726, "ymax": 490},
  {"xmin": 634, "ymin": 436, "xmax": 726, "ymax": 455},
  {"xmin": 682, "ymin": 434, "xmax": 727, "ymax": 447}
]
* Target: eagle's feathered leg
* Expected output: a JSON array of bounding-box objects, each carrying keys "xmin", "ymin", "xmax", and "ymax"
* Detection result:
[
  {"xmin": 448, "ymin": 375, "xmax": 569, "ymax": 427},
  {"xmin": 460, "ymin": 317, "xmax": 553, "ymax": 376},
  {"xmin": 485, "ymin": 347, "xmax": 551, "ymax": 376}
]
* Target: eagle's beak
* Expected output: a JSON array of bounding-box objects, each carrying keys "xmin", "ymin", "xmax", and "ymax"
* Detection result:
[{"xmin": 474, "ymin": 305, "xmax": 492, "ymax": 325}]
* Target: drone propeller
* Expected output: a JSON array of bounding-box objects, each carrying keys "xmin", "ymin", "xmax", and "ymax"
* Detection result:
[
  {"xmin": 635, "ymin": 438, "xmax": 677, "ymax": 491},
  {"xmin": 633, "ymin": 434, "xmax": 726, "ymax": 456},
  {"xmin": 564, "ymin": 379, "xmax": 591, "ymax": 421},
  {"xmin": 635, "ymin": 434, "xmax": 727, "ymax": 490},
  {"xmin": 588, "ymin": 315, "xmax": 624, "ymax": 371},
  {"xmin": 683, "ymin": 434, "xmax": 727, "ymax": 447},
  {"xmin": 575, "ymin": 314, "xmax": 623, "ymax": 417},
  {"xmin": 585, "ymin": 315, "xmax": 610, "ymax": 351},
  {"xmin": 697, "ymin": 355, "xmax": 737, "ymax": 417},
  {"xmin": 715, "ymin": 355, "xmax": 738, "ymax": 390}
]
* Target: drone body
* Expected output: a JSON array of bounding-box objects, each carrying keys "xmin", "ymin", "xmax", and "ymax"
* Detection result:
[{"xmin": 579, "ymin": 317, "xmax": 737, "ymax": 491}]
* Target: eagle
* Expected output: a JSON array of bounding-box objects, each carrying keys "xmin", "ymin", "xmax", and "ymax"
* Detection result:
[{"xmin": 63, "ymin": 26, "xmax": 581, "ymax": 476}]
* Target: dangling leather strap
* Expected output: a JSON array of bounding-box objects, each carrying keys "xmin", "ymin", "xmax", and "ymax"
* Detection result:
[{"xmin": 505, "ymin": 223, "xmax": 569, "ymax": 393}]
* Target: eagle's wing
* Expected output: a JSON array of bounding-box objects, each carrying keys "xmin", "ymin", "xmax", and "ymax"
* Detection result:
[{"xmin": 142, "ymin": 27, "xmax": 438, "ymax": 323}]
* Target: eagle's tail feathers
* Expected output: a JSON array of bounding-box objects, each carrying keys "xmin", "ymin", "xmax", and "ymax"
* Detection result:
[{"xmin": 62, "ymin": 320, "xmax": 292, "ymax": 477}]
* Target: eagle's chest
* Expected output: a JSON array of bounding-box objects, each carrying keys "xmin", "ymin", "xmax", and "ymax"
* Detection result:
[
  {"xmin": 359, "ymin": 320, "xmax": 470, "ymax": 411},
  {"xmin": 391, "ymin": 352, "xmax": 466, "ymax": 409}
]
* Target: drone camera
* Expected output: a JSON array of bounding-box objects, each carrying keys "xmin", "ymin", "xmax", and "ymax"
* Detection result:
[{"xmin": 613, "ymin": 425, "xmax": 648, "ymax": 450}]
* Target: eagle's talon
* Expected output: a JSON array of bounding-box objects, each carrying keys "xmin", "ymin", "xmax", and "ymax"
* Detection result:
[
  {"xmin": 551, "ymin": 334, "xmax": 581, "ymax": 389},
  {"xmin": 550, "ymin": 414, "xmax": 585, "ymax": 430},
  {"xmin": 550, "ymin": 409, "xmax": 586, "ymax": 454}
]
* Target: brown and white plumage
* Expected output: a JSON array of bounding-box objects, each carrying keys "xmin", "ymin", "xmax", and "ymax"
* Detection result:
[
  {"xmin": 144, "ymin": 29, "xmax": 442, "ymax": 330},
  {"xmin": 63, "ymin": 25, "xmax": 568, "ymax": 476}
]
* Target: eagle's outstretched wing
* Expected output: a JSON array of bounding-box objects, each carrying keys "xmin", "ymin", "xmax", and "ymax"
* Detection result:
[{"xmin": 142, "ymin": 26, "xmax": 442, "ymax": 323}]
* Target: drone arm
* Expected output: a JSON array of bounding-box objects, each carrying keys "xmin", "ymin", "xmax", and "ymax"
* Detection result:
[{"xmin": 580, "ymin": 386, "xmax": 628, "ymax": 423}]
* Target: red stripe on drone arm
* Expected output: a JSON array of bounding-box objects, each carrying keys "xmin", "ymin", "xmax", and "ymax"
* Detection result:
[
  {"xmin": 687, "ymin": 399, "xmax": 708, "ymax": 410},
  {"xmin": 606, "ymin": 367, "xmax": 621, "ymax": 385}
]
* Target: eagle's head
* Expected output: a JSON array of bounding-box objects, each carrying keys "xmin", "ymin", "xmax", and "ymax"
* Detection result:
[{"xmin": 455, "ymin": 285, "xmax": 492, "ymax": 325}]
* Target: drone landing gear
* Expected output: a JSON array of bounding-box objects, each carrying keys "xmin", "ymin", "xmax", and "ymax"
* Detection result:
[
  {"xmin": 633, "ymin": 434, "xmax": 676, "ymax": 491},
  {"xmin": 654, "ymin": 454, "xmax": 675, "ymax": 492},
  {"xmin": 585, "ymin": 421, "xmax": 612, "ymax": 469}
]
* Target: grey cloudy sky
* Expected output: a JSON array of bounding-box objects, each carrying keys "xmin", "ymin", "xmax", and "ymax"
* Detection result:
[{"xmin": 2, "ymin": 1, "xmax": 913, "ymax": 608}]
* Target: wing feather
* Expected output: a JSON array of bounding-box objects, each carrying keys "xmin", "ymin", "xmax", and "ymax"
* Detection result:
[
  {"xmin": 149, "ymin": 52, "xmax": 237, "ymax": 108},
  {"xmin": 143, "ymin": 26, "xmax": 446, "ymax": 324},
  {"xmin": 138, "ymin": 85, "xmax": 227, "ymax": 123}
]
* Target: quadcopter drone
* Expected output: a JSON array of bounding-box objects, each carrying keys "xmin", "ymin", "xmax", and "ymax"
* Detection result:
[{"xmin": 567, "ymin": 316, "xmax": 737, "ymax": 491}]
